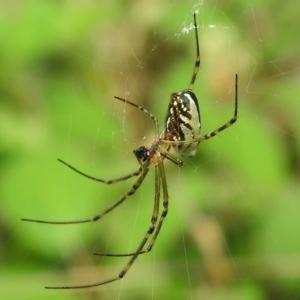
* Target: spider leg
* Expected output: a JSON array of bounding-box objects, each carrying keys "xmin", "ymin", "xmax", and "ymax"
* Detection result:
[
  {"xmin": 142, "ymin": 161, "xmax": 168, "ymax": 253},
  {"xmin": 57, "ymin": 158, "xmax": 142, "ymax": 184},
  {"xmin": 157, "ymin": 143, "xmax": 184, "ymax": 166},
  {"xmin": 198, "ymin": 73, "xmax": 238, "ymax": 141},
  {"xmin": 22, "ymin": 161, "xmax": 150, "ymax": 225},
  {"xmin": 94, "ymin": 161, "xmax": 168, "ymax": 258},
  {"xmin": 45, "ymin": 162, "xmax": 160, "ymax": 289},
  {"xmin": 114, "ymin": 96, "xmax": 159, "ymax": 137},
  {"xmin": 101, "ymin": 163, "xmax": 162, "ymax": 262},
  {"xmin": 188, "ymin": 12, "xmax": 201, "ymax": 91}
]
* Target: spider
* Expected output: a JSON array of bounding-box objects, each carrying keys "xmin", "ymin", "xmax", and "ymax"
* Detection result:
[{"xmin": 22, "ymin": 13, "xmax": 238, "ymax": 289}]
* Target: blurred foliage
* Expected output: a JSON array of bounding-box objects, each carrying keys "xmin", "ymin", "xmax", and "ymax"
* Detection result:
[{"xmin": 1, "ymin": 0, "xmax": 300, "ymax": 299}]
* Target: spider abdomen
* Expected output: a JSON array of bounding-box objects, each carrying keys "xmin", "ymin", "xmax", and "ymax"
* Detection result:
[{"xmin": 165, "ymin": 90, "xmax": 201, "ymax": 157}]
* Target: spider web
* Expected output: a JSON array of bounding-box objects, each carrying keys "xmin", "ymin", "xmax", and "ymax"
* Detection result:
[{"xmin": 1, "ymin": 1, "xmax": 300, "ymax": 300}]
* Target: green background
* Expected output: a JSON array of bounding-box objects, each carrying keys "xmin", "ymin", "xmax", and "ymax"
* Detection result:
[{"xmin": 1, "ymin": 1, "xmax": 299, "ymax": 299}]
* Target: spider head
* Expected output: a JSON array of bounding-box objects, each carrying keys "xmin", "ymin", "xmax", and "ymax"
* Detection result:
[{"xmin": 134, "ymin": 146, "xmax": 150, "ymax": 162}]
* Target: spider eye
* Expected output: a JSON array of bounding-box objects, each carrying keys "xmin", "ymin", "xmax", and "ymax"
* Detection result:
[
  {"xmin": 134, "ymin": 146, "xmax": 150, "ymax": 162},
  {"xmin": 165, "ymin": 90, "xmax": 201, "ymax": 157}
]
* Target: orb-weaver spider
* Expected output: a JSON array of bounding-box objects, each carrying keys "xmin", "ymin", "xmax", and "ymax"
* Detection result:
[{"xmin": 22, "ymin": 12, "xmax": 238, "ymax": 289}]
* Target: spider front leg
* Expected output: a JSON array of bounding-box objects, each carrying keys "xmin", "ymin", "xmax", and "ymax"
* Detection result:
[
  {"xmin": 21, "ymin": 148, "xmax": 152, "ymax": 225},
  {"xmin": 21, "ymin": 159, "xmax": 150, "ymax": 225},
  {"xmin": 41, "ymin": 165, "xmax": 152, "ymax": 290},
  {"xmin": 45, "ymin": 161, "xmax": 162, "ymax": 289},
  {"xmin": 57, "ymin": 158, "xmax": 143, "ymax": 184}
]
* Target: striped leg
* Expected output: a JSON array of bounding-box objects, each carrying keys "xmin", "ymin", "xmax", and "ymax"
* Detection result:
[
  {"xmin": 21, "ymin": 161, "xmax": 150, "ymax": 225},
  {"xmin": 94, "ymin": 160, "xmax": 169, "ymax": 257}
]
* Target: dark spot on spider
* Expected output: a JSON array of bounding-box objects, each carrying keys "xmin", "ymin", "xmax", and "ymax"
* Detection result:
[{"xmin": 134, "ymin": 146, "xmax": 149, "ymax": 162}]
